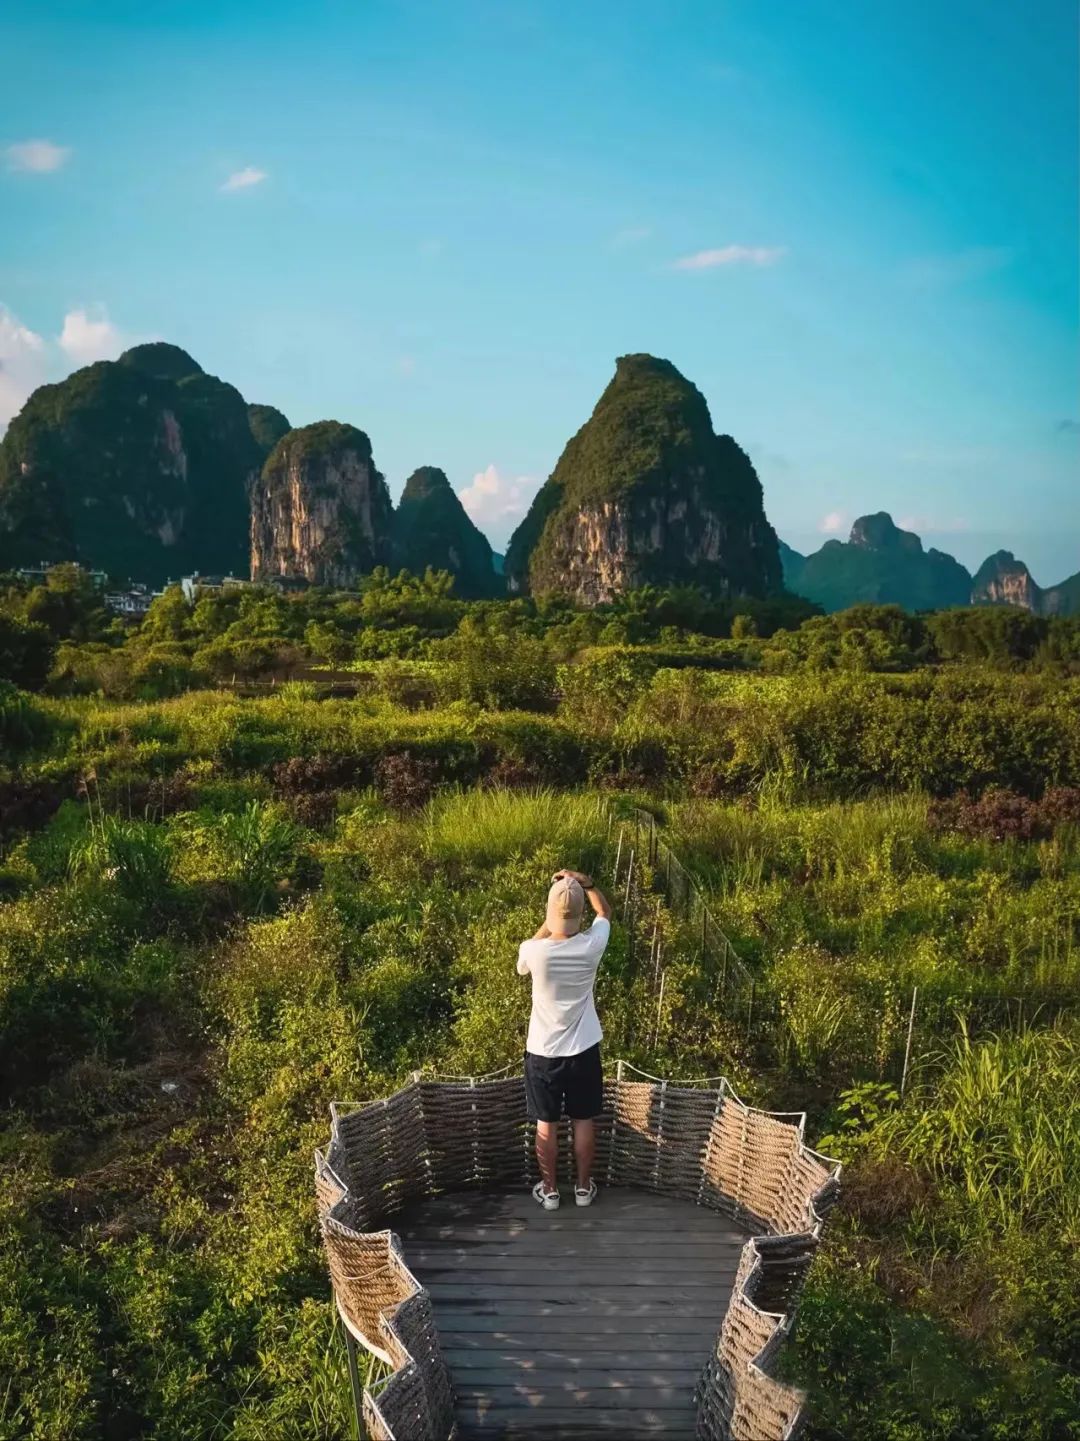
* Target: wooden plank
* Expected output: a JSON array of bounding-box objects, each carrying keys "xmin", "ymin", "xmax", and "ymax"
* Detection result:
[
  {"xmin": 437, "ymin": 1315, "xmax": 717, "ymax": 1336},
  {"xmin": 406, "ymin": 1242, "xmax": 746, "ymax": 1264},
  {"xmin": 457, "ymin": 1422, "xmax": 695, "ymax": 1440},
  {"xmin": 416, "ymin": 1267, "xmax": 733, "ymax": 1289},
  {"xmin": 405, "ymin": 1194, "xmax": 713, "ymax": 1224},
  {"xmin": 433, "ymin": 1298, "xmax": 726, "ymax": 1320},
  {"xmin": 455, "ymin": 1387, "xmax": 693, "ymax": 1410},
  {"xmin": 443, "ymin": 1344, "xmax": 708, "ymax": 1366},
  {"xmin": 423, "ymin": 1291, "xmax": 732, "ymax": 1314},
  {"xmin": 455, "ymin": 1400, "xmax": 697, "ymax": 1423},
  {"xmin": 398, "ymin": 1207, "xmax": 739, "ymax": 1231},
  {"xmin": 445, "ymin": 1366, "xmax": 701, "ymax": 1388}
]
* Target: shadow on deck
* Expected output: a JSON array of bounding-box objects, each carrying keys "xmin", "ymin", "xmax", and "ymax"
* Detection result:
[{"xmin": 315, "ymin": 1064, "xmax": 840, "ymax": 1441}]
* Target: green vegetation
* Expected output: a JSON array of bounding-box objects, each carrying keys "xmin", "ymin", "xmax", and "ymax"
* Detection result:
[
  {"xmin": 247, "ymin": 403, "xmax": 292, "ymax": 458},
  {"xmin": 2, "ymin": 579, "xmax": 1079, "ymax": 1440},
  {"xmin": 785, "ymin": 511, "xmax": 973, "ymax": 613},
  {"xmin": 392, "ymin": 467, "xmax": 499, "ymax": 598},
  {"xmin": 0, "ymin": 348, "xmax": 259, "ymax": 582},
  {"xmin": 505, "ymin": 353, "xmax": 782, "ymax": 598}
]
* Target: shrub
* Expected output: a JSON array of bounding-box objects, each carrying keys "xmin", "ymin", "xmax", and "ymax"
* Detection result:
[
  {"xmin": 0, "ymin": 680, "xmax": 55, "ymax": 757},
  {"xmin": 71, "ymin": 816, "xmax": 175, "ymax": 912},
  {"xmin": 557, "ymin": 647, "xmax": 659, "ymax": 728},
  {"xmin": 0, "ymin": 612, "xmax": 54, "ymax": 689},
  {"xmin": 270, "ymin": 754, "xmax": 365, "ymax": 795},
  {"xmin": 374, "ymin": 752, "xmax": 439, "ymax": 812},
  {"xmin": 440, "ymin": 626, "xmax": 557, "ymax": 711},
  {"xmin": 211, "ymin": 802, "xmax": 302, "ymax": 913}
]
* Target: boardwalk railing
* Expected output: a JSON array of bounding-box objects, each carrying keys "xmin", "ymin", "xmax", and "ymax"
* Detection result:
[{"xmin": 316, "ymin": 1065, "xmax": 840, "ymax": 1441}]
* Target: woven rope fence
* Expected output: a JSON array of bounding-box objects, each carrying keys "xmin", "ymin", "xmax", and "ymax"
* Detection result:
[{"xmin": 316, "ymin": 1063, "xmax": 840, "ymax": 1441}]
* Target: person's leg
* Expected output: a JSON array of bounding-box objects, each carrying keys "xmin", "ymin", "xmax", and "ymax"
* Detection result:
[
  {"xmin": 535, "ymin": 1120, "xmax": 559, "ymax": 1193},
  {"xmin": 565, "ymin": 1044, "xmax": 603, "ymax": 1201},
  {"xmin": 525, "ymin": 1052, "xmax": 562, "ymax": 1203},
  {"xmin": 572, "ymin": 1118, "xmax": 595, "ymax": 1189}
]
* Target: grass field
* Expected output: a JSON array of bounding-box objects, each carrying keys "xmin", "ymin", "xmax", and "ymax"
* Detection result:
[{"xmin": 1, "ymin": 673, "xmax": 1078, "ymax": 1439}]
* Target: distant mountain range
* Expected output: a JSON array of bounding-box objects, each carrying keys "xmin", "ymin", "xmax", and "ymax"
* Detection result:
[
  {"xmin": 781, "ymin": 513, "xmax": 1080, "ymax": 617},
  {"xmin": 0, "ymin": 341, "xmax": 1074, "ymax": 616},
  {"xmin": 0, "ymin": 345, "xmax": 500, "ymax": 597}
]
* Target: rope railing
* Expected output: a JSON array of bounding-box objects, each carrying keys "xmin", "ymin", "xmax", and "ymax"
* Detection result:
[{"xmin": 316, "ymin": 1066, "xmax": 840, "ymax": 1441}]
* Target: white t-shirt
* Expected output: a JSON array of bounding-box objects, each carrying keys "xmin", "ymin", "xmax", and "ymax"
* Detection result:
[{"xmin": 517, "ymin": 917, "xmax": 611, "ymax": 1058}]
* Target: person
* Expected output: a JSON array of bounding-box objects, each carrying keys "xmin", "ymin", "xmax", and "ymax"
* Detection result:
[{"xmin": 516, "ymin": 867, "xmax": 612, "ymax": 1211}]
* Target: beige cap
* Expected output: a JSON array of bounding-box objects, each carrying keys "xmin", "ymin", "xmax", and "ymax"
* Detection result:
[{"xmin": 545, "ymin": 876, "xmax": 584, "ymax": 935}]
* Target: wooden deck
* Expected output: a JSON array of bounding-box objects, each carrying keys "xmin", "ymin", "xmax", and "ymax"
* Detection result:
[{"xmin": 395, "ymin": 1186, "xmax": 750, "ymax": 1439}]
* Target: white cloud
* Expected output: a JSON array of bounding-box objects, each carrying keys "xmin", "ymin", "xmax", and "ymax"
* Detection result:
[
  {"xmin": 0, "ymin": 306, "xmax": 48, "ymax": 427},
  {"xmin": 58, "ymin": 306, "xmax": 126, "ymax": 365},
  {"xmin": 0, "ymin": 303, "xmax": 136, "ymax": 430},
  {"xmin": 220, "ymin": 166, "xmax": 267, "ymax": 193},
  {"xmin": 5, "ymin": 139, "xmax": 70, "ymax": 173},
  {"xmin": 673, "ymin": 245, "xmax": 786, "ymax": 271},
  {"xmin": 457, "ymin": 464, "xmax": 540, "ymax": 544},
  {"xmin": 611, "ymin": 225, "xmax": 652, "ymax": 249},
  {"xmin": 818, "ymin": 510, "xmax": 850, "ymax": 535}
]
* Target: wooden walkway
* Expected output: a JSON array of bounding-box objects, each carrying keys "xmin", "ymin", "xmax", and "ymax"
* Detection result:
[{"xmin": 395, "ymin": 1187, "xmax": 750, "ymax": 1439}]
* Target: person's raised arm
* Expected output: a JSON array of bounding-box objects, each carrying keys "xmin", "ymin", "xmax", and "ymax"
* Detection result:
[{"xmin": 553, "ymin": 869, "xmax": 611, "ymax": 921}]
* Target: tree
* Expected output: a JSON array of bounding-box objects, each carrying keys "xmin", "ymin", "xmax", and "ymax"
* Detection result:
[{"xmin": 0, "ymin": 613, "xmax": 54, "ymax": 688}]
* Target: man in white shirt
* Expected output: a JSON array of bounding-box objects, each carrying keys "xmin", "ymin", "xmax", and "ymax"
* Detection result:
[{"xmin": 516, "ymin": 867, "xmax": 613, "ymax": 1211}]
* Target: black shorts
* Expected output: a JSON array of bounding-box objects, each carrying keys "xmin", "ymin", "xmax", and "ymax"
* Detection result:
[{"xmin": 524, "ymin": 1043, "xmax": 603, "ymax": 1122}]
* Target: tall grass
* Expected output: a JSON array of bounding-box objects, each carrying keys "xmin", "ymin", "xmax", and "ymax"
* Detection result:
[
  {"xmin": 70, "ymin": 815, "xmax": 173, "ymax": 907},
  {"xmin": 424, "ymin": 786, "xmax": 609, "ymax": 870},
  {"xmin": 882, "ymin": 1021, "xmax": 1080, "ymax": 1236}
]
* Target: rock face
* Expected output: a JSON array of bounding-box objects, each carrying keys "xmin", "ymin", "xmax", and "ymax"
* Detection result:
[
  {"xmin": 392, "ymin": 466, "xmax": 501, "ymax": 597},
  {"xmin": 0, "ymin": 344, "xmax": 261, "ymax": 583},
  {"xmin": 505, "ymin": 354, "xmax": 782, "ymax": 603},
  {"xmin": 250, "ymin": 421, "xmax": 393, "ymax": 587},
  {"xmin": 787, "ymin": 512, "xmax": 972, "ymax": 613},
  {"xmin": 971, "ymin": 551, "xmax": 1041, "ymax": 611},
  {"xmin": 972, "ymin": 550, "xmax": 1080, "ymax": 616}
]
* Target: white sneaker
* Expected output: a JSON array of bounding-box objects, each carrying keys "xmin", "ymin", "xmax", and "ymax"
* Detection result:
[
  {"xmin": 574, "ymin": 1180, "xmax": 597, "ymax": 1207},
  {"xmin": 532, "ymin": 1182, "xmax": 560, "ymax": 1211}
]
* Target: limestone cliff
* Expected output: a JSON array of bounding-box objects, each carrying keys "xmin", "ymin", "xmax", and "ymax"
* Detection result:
[
  {"xmin": 972, "ymin": 550, "xmax": 1080, "ymax": 616},
  {"xmin": 972, "ymin": 552, "xmax": 1041, "ymax": 610},
  {"xmin": 0, "ymin": 344, "xmax": 259, "ymax": 582},
  {"xmin": 250, "ymin": 421, "xmax": 393, "ymax": 586},
  {"xmin": 505, "ymin": 354, "xmax": 782, "ymax": 603},
  {"xmin": 392, "ymin": 466, "xmax": 501, "ymax": 597}
]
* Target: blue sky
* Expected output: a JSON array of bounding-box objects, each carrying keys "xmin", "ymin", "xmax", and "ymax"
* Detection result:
[{"xmin": 2, "ymin": 0, "xmax": 1077, "ymax": 581}]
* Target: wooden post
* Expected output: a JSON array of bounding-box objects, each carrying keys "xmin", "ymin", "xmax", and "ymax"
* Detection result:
[
  {"xmin": 613, "ymin": 830, "xmax": 624, "ymax": 888},
  {"xmin": 654, "ymin": 969, "xmax": 667, "ymax": 1050},
  {"xmin": 344, "ymin": 1323, "xmax": 364, "ymax": 1441},
  {"xmin": 900, "ymin": 986, "xmax": 919, "ymax": 1097}
]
